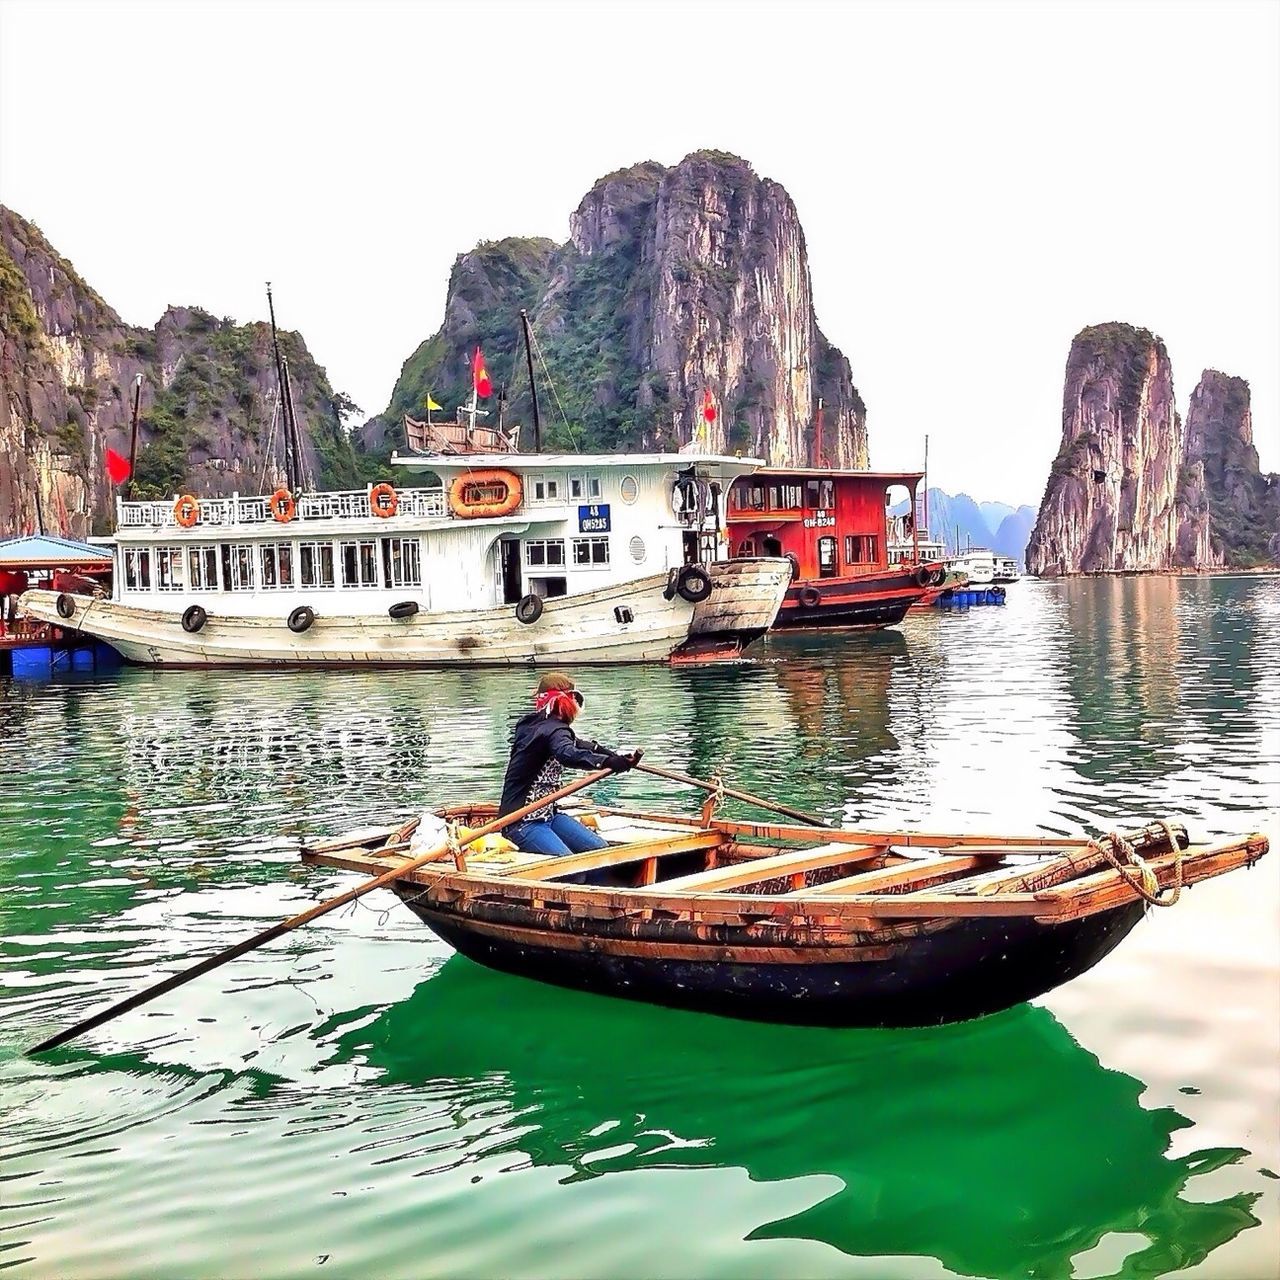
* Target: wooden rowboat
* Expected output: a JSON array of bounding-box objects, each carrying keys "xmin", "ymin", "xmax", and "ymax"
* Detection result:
[{"xmin": 302, "ymin": 804, "xmax": 1270, "ymax": 1027}]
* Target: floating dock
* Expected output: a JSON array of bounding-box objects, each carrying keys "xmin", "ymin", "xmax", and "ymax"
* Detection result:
[{"xmin": 937, "ymin": 586, "xmax": 1008, "ymax": 609}]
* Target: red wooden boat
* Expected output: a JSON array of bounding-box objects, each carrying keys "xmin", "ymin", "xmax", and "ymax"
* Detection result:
[{"xmin": 728, "ymin": 469, "xmax": 946, "ymax": 629}]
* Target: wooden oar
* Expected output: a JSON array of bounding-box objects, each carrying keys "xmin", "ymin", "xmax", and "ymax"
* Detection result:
[
  {"xmin": 634, "ymin": 761, "xmax": 827, "ymax": 828},
  {"xmin": 26, "ymin": 767, "xmax": 615, "ymax": 1056}
]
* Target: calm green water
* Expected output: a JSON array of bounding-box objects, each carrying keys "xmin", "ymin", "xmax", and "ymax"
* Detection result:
[{"xmin": 1, "ymin": 577, "xmax": 1277, "ymax": 1280}]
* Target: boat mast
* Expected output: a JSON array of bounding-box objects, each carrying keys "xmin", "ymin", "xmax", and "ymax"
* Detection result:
[
  {"xmin": 280, "ymin": 355, "xmax": 310, "ymax": 491},
  {"xmin": 520, "ymin": 309, "xmax": 542, "ymax": 451},
  {"xmin": 124, "ymin": 374, "xmax": 143, "ymax": 504},
  {"xmin": 923, "ymin": 433, "xmax": 929, "ymax": 534},
  {"xmin": 266, "ymin": 283, "xmax": 296, "ymax": 492}
]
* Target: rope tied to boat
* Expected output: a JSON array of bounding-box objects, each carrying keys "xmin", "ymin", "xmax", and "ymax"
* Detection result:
[
  {"xmin": 705, "ymin": 773, "xmax": 725, "ymax": 817},
  {"xmin": 1090, "ymin": 821, "xmax": 1185, "ymax": 908}
]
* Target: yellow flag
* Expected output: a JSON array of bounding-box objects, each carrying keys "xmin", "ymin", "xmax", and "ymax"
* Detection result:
[{"xmin": 425, "ymin": 393, "xmax": 442, "ymax": 412}]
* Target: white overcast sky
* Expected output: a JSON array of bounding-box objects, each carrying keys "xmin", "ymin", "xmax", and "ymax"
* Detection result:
[{"xmin": 1, "ymin": 0, "xmax": 1276, "ymax": 504}]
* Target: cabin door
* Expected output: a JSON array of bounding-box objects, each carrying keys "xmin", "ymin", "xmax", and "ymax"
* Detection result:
[{"xmin": 499, "ymin": 538, "xmax": 523, "ymax": 603}]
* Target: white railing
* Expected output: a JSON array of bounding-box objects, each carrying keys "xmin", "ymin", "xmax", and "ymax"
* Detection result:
[{"xmin": 117, "ymin": 486, "xmax": 449, "ymax": 529}]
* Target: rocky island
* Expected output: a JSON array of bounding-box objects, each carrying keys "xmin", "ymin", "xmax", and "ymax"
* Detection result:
[{"xmin": 1026, "ymin": 323, "xmax": 1277, "ymax": 575}]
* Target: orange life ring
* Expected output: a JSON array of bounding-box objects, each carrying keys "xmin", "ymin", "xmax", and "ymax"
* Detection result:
[
  {"xmin": 269, "ymin": 488, "xmax": 296, "ymax": 523},
  {"xmin": 447, "ymin": 469, "xmax": 523, "ymax": 519},
  {"xmin": 174, "ymin": 494, "xmax": 200, "ymax": 528},
  {"xmin": 370, "ymin": 482, "xmax": 399, "ymax": 518}
]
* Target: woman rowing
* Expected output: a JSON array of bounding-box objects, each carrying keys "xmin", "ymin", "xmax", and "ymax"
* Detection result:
[{"xmin": 499, "ymin": 672, "xmax": 642, "ymax": 856}]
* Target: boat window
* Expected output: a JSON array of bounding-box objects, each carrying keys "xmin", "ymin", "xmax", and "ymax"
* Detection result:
[
  {"xmin": 818, "ymin": 536, "xmax": 838, "ymax": 578},
  {"xmin": 529, "ymin": 576, "xmax": 567, "ymax": 599},
  {"xmin": 768, "ymin": 483, "xmax": 802, "ymax": 510},
  {"xmin": 738, "ymin": 539, "xmax": 755, "ymax": 556},
  {"xmin": 620, "ymin": 475, "xmax": 639, "ymax": 504},
  {"xmin": 530, "ymin": 476, "xmax": 561, "ymax": 503},
  {"xmin": 844, "ymin": 535, "xmax": 879, "ymax": 565},
  {"xmin": 699, "ymin": 532, "xmax": 718, "ymax": 563},
  {"xmin": 568, "ymin": 475, "xmax": 602, "ymax": 501},
  {"xmin": 734, "ymin": 484, "xmax": 767, "ymax": 512},
  {"xmin": 804, "ymin": 479, "xmax": 834, "ymax": 510},
  {"xmin": 381, "ymin": 537, "xmax": 422, "ymax": 587},
  {"xmin": 572, "ymin": 537, "xmax": 610, "ymax": 568},
  {"xmin": 187, "ymin": 546, "xmax": 218, "ymax": 590},
  {"xmin": 299, "ymin": 542, "xmax": 335, "ymax": 588},
  {"xmin": 525, "ymin": 539, "xmax": 566, "ymax": 568},
  {"xmin": 629, "ymin": 535, "xmax": 646, "ymax": 564},
  {"xmin": 260, "ymin": 544, "xmax": 294, "ymax": 589},
  {"xmin": 155, "ymin": 547, "xmax": 186, "ymax": 591},
  {"xmin": 340, "ymin": 540, "xmax": 378, "ymax": 588},
  {"xmin": 124, "ymin": 547, "xmax": 151, "ymax": 591},
  {"xmin": 220, "ymin": 543, "xmax": 256, "ymax": 590}
]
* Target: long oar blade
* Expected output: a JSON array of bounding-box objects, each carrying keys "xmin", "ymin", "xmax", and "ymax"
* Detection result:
[{"xmin": 27, "ymin": 767, "xmax": 614, "ymax": 1056}]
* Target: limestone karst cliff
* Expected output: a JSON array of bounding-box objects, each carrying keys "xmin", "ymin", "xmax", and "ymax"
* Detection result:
[
  {"xmin": 1176, "ymin": 371, "xmax": 1280, "ymax": 568},
  {"xmin": 1026, "ymin": 324, "xmax": 1183, "ymax": 576},
  {"xmin": 362, "ymin": 151, "xmax": 867, "ymax": 467},
  {"xmin": 0, "ymin": 206, "xmax": 361, "ymax": 537},
  {"xmin": 1028, "ymin": 324, "xmax": 1276, "ymax": 575}
]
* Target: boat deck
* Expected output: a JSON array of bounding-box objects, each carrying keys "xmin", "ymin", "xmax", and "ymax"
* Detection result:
[{"xmin": 301, "ymin": 806, "xmax": 1268, "ymax": 929}]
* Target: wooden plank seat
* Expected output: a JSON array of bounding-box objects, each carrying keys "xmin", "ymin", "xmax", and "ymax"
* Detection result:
[
  {"xmin": 490, "ymin": 830, "xmax": 727, "ymax": 882},
  {"xmin": 786, "ymin": 852, "xmax": 1006, "ymax": 898},
  {"xmin": 653, "ymin": 842, "xmax": 885, "ymax": 894}
]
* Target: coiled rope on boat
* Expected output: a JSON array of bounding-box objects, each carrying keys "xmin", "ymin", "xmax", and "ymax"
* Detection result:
[{"xmin": 1090, "ymin": 819, "xmax": 1185, "ymax": 908}]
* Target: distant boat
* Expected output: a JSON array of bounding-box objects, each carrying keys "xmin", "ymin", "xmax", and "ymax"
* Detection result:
[
  {"xmin": 727, "ymin": 468, "xmax": 946, "ymax": 630},
  {"xmin": 19, "ymin": 452, "xmax": 792, "ymax": 667}
]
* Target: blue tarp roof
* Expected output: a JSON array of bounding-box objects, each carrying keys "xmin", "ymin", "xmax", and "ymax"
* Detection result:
[{"xmin": 0, "ymin": 534, "xmax": 113, "ymax": 569}]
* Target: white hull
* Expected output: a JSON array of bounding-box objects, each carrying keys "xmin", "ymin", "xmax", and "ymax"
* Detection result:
[{"xmin": 21, "ymin": 561, "xmax": 789, "ymax": 668}]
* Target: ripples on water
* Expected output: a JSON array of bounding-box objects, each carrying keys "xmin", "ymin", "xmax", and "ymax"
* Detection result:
[{"xmin": 1, "ymin": 577, "xmax": 1277, "ymax": 1279}]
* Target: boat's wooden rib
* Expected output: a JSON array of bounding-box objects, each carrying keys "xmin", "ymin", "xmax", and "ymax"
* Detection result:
[
  {"xmin": 496, "ymin": 831, "xmax": 725, "ymax": 881},
  {"xmin": 653, "ymin": 842, "xmax": 885, "ymax": 894},
  {"xmin": 707, "ymin": 817, "xmax": 1094, "ymax": 850}
]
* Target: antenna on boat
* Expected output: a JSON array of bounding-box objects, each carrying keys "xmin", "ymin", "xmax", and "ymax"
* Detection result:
[
  {"xmin": 266, "ymin": 283, "xmax": 296, "ymax": 492},
  {"xmin": 923, "ymin": 433, "xmax": 930, "ymax": 534},
  {"xmin": 520, "ymin": 309, "xmax": 542, "ymax": 452}
]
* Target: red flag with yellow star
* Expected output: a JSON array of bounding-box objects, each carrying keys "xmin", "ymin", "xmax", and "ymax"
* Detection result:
[
  {"xmin": 702, "ymin": 389, "xmax": 717, "ymax": 424},
  {"xmin": 472, "ymin": 346, "xmax": 493, "ymax": 399}
]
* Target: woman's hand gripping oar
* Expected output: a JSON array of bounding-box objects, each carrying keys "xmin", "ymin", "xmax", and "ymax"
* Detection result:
[
  {"xmin": 26, "ymin": 767, "xmax": 616, "ymax": 1057},
  {"xmin": 633, "ymin": 761, "xmax": 828, "ymax": 828}
]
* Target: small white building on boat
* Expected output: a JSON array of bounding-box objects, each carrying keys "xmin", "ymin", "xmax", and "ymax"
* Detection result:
[{"xmin": 20, "ymin": 453, "xmax": 792, "ymax": 667}]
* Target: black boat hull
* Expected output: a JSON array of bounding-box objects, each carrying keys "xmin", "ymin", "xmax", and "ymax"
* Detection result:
[
  {"xmin": 397, "ymin": 892, "xmax": 1146, "ymax": 1027},
  {"xmin": 774, "ymin": 568, "xmax": 925, "ymax": 630}
]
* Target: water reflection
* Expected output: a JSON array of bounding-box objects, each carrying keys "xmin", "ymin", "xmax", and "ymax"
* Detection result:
[
  {"xmin": 1055, "ymin": 578, "xmax": 1186, "ymax": 787},
  {"xmin": 345, "ymin": 960, "xmax": 1259, "ymax": 1280}
]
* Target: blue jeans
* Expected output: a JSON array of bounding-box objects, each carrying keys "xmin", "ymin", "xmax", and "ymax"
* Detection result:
[{"xmin": 508, "ymin": 811, "xmax": 608, "ymax": 856}]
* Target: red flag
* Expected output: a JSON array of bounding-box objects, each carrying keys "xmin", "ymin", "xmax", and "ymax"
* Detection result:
[
  {"xmin": 472, "ymin": 346, "xmax": 493, "ymax": 399},
  {"xmin": 105, "ymin": 447, "xmax": 131, "ymax": 484},
  {"xmin": 702, "ymin": 390, "xmax": 717, "ymax": 424}
]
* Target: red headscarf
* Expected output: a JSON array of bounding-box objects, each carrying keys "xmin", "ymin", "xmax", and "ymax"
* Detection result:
[{"xmin": 534, "ymin": 689, "xmax": 579, "ymax": 720}]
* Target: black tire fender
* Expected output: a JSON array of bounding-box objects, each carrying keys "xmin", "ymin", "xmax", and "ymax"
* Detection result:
[
  {"xmin": 55, "ymin": 593, "xmax": 77, "ymax": 619},
  {"xmin": 181, "ymin": 604, "xmax": 208, "ymax": 633},
  {"xmin": 288, "ymin": 606, "xmax": 315, "ymax": 634},
  {"xmin": 930, "ymin": 567, "xmax": 947, "ymax": 587},
  {"xmin": 515, "ymin": 593, "xmax": 544, "ymax": 625},
  {"xmin": 798, "ymin": 586, "xmax": 822, "ymax": 608},
  {"xmin": 388, "ymin": 600, "xmax": 419, "ymax": 620},
  {"xmin": 676, "ymin": 565, "xmax": 713, "ymax": 604},
  {"xmin": 915, "ymin": 565, "xmax": 933, "ymax": 588}
]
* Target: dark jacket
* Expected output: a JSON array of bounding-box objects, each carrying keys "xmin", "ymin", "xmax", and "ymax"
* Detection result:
[{"xmin": 498, "ymin": 710, "xmax": 616, "ymax": 817}]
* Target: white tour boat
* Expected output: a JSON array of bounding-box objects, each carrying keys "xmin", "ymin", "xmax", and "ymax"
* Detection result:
[{"xmin": 20, "ymin": 452, "xmax": 792, "ymax": 667}]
